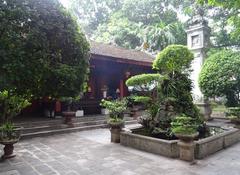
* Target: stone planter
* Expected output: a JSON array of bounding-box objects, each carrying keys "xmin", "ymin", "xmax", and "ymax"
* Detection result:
[
  {"xmin": 110, "ymin": 128, "xmax": 121, "ymax": 143},
  {"xmin": 175, "ymin": 132, "xmax": 199, "ymax": 162},
  {"xmin": 62, "ymin": 111, "xmax": 76, "ymax": 127},
  {"xmin": 196, "ymin": 102, "xmax": 212, "ymax": 121},
  {"xmin": 120, "ymin": 129, "xmax": 179, "ymax": 158},
  {"xmin": 0, "ymin": 139, "xmax": 19, "ymax": 160},
  {"xmin": 0, "ymin": 128, "xmax": 21, "ymax": 160},
  {"xmin": 175, "ymin": 132, "xmax": 199, "ymax": 142},
  {"xmin": 109, "ymin": 122, "xmax": 124, "ymax": 143},
  {"xmin": 195, "ymin": 129, "xmax": 240, "ymax": 159}
]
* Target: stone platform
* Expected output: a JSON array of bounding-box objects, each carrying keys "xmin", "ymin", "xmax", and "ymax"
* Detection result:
[{"xmin": 1, "ymin": 128, "xmax": 240, "ymax": 175}]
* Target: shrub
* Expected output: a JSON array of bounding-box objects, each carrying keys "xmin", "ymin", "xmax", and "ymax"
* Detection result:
[
  {"xmin": 0, "ymin": 90, "xmax": 30, "ymax": 123},
  {"xmin": 171, "ymin": 114, "xmax": 198, "ymax": 135},
  {"xmin": 226, "ymin": 107, "xmax": 240, "ymax": 119},
  {"xmin": 0, "ymin": 0, "xmax": 89, "ymax": 99},
  {"xmin": 126, "ymin": 74, "xmax": 165, "ymax": 92},
  {"xmin": 100, "ymin": 99, "xmax": 127, "ymax": 124},
  {"xmin": 153, "ymin": 45, "xmax": 194, "ymax": 73},
  {"xmin": 199, "ymin": 50, "xmax": 240, "ymax": 106}
]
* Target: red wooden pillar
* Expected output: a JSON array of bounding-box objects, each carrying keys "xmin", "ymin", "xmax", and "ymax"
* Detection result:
[{"xmin": 120, "ymin": 79, "xmax": 124, "ymax": 98}]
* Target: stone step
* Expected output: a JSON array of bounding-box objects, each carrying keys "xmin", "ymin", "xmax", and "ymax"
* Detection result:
[
  {"xmin": 21, "ymin": 119, "xmax": 107, "ymax": 134},
  {"xmin": 15, "ymin": 115, "xmax": 106, "ymax": 127},
  {"xmin": 20, "ymin": 119, "xmax": 138, "ymax": 140},
  {"xmin": 21, "ymin": 124, "xmax": 108, "ymax": 140}
]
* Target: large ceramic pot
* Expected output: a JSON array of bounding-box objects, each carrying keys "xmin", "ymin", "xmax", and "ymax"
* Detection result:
[
  {"xmin": 62, "ymin": 111, "xmax": 76, "ymax": 127},
  {"xmin": 0, "ymin": 128, "xmax": 21, "ymax": 160}
]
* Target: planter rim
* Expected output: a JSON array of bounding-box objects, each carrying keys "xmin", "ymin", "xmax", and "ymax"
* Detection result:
[
  {"xmin": 175, "ymin": 132, "xmax": 199, "ymax": 141},
  {"xmin": 0, "ymin": 138, "xmax": 19, "ymax": 145}
]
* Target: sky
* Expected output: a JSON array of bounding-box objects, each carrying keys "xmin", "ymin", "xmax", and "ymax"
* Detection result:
[{"xmin": 59, "ymin": 0, "xmax": 69, "ymax": 7}]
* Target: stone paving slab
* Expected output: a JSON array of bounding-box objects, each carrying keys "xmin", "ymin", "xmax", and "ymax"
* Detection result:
[{"xmin": 0, "ymin": 128, "xmax": 240, "ymax": 175}]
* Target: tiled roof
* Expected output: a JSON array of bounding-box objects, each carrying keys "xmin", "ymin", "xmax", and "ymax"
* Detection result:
[{"xmin": 90, "ymin": 41, "xmax": 155, "ymax": 64}]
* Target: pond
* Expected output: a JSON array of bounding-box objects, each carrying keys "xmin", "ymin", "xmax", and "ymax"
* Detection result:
[
  {"xmin": 131, "ymin": 126, "xmax": 226, "ymax": 141},
  {"xmin": 199, "ymin": 126, "xmax": 226, "ymax": 139}
]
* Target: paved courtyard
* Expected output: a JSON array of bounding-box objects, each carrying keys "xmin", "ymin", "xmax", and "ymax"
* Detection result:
[{"xmin": 0, "ymin": 128, "xmax": 240, "ymax": 175}]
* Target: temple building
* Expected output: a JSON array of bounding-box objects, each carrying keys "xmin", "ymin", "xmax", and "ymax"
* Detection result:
[{"xmin": 80, "ymin": 41, "xmax": 154, "ymax": 114}]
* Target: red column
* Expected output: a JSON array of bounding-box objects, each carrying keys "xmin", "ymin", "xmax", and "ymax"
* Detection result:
[{"xmin": 120, "ymin": 80, "xmax": 124, "ymax": 98}]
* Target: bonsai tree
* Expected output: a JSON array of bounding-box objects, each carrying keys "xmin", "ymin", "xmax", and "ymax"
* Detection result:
[
  {"xmin": 199, "ymin": 50, "xmax": 240, "ymax": 107},
  {"xmin": 171, "ymin": 114, "xmax": 198, "ymax": 136},
  {"xmin": 126, "ymin": 45, "xmax": 203, "ymax": 139},
  {"xmin": 100, "ymin": 99, "xmax": 127, "ymax": 127},
  {"xmin": 100, "ymin": 99, "xmax": 127, "ymax": 143},
  {"xmin": 0, "ymin": 0, "xmax": 90, "ymax": 101},
  {"xmin": 0, "ymin": 90, "xmax": 30, "ymax": 159},
  {"xmin": 126, "ymin": 73, "xmax": 165, "ymax": 118}
]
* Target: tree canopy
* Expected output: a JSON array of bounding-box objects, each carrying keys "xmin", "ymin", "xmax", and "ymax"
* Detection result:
[
  {"xmin": 199, "ymin": 0, "xmax": 240, "ymax": 48},
  {"xmin": 67, "ymin": 0, "xmax": 240, "ymax": 52},
  {"xmin": 0, "ymin": 0, "xmax": 90, "ymax": 99},
  {"xmin": 153, "ymin": 45, "xmax": 194, "ymax": 73},
  {"xmin": 199, "ymin": 50, "xmax": 240, "ymax": 106},
  {"xmin": 69, "ymin": 0, "xmax": 187, "ymax": 52}
]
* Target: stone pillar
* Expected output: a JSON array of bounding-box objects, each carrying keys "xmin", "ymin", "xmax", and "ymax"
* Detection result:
[
  {"xmin": 186, "ymin": 6, "xmax": 212, "ymax": 120},
  {"xmin": 178, "ymin": 141, "xmax": 195, "ymax": 162}
]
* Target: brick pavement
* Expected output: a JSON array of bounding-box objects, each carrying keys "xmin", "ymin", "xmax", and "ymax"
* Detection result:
[{"xmin": 0, "ymin": 129, "xmax": 240, "ymax": 175}]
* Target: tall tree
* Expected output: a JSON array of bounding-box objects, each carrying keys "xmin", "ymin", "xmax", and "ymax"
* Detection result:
[
  {"xmin": 199, "ymin": 0, "xmax": 240, "ymax": 47},
  {"xmin": 69, "ymin": 0, "xmax": 123, "ymax": 36},
  {"xmin": 0, "ymin": 0, "xmax": 90, "ymax": 99}
]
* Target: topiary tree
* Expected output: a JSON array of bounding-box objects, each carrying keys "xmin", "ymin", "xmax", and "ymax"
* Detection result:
[
  {"xmin": 199, "ymin": 50, "xmax": 240, "ymax": 107},
  {"xmin": 0, "ymin": 0, "xmax": 90, "ymax": 99},
  {"xmin": 126, "ymin": 74, "xmax": 165, "ymax": 118},
  {"xmin": 126, "ymin": 45, "xmax": 203, "ymax": 139},
  {"xmin": 153, "ymin": 45, "xmax": 194, "ymax": 73},
  {"xmin": 153, "ymin": 45, "xmax": 198, "ymax": 118}
]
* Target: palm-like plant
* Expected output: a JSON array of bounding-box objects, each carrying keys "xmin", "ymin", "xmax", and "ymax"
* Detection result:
[{"xmin": 142, "ymin": 22, "xmax": 185, "ymax": 52}]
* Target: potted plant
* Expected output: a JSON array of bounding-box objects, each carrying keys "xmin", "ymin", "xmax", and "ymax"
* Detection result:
[
  {"xmin": 171, "ymin": 114, "xmax": 199, "ymax": 162},
  {"xmin": 0, "ymin": 90, "xmax": 30, "ymax": 160},
  {"xmin": 226, "ymin": 107, "xmax": 240, "ymax": 124},
  {"xmin": 61, "ymin": 97, "xmax": 76, "ymax": 127},
  {"xmin": 171, "ymin": 114, "xmax": 199, "ymax": 141},
  {"xmin": 100, "ymin": 99, "xmax": 127, "ymax": 143}
]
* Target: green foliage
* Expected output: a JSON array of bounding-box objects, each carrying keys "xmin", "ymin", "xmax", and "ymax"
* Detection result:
[
  {"xmin": 69, "ymin": 0, "xmax": 123, "ymax": 36},
  {"xmin": 161, "ymin": 72, "xmax": 200, "ymax": 118},
  {"xmin": 0, "ymin": 0, "xmax": 90, "ymax": 99},
  {"xmin": 126, "ymin": 74, "xmax": 164, "ymax": 120},
  {"xmin": 198, "ymin": 0, "xmax": 240, "ymax": 46},
  {"xmin": 199, "ymin": 50, "xmax": 240, "ymax": 106},
  {"xmin": 143, "ymin": 22, "xmax": 186, "ymax": 52},
  {"xmin": 171, "ymin": 114, "xmax": 198, "ymax": 135},
  {"xmin": 125, "ymin": 45, "xmax": 203, "ymax": 138},
  {"xmin": 70, "ymin": 0, "xmax": 187, "ymax": 51},
  {"xmin": 226, "ymin": 107, "xmax": 240, "ymax": 119},
  {"xmin": 126, "ymin": 74, "xmax": 165, "ymax": 91},
  {"xmin": 153, "ymin": 45, "xmax": 194, "ymax": 73},
  {"xmin": 0, "ymin": 122, "xmax": 20, "ymax": 141},
  {"xmin": 131, "ymin": 96, "xmax": 152, "ymax": 104},
  {"xmin": 101, "ymin": 99, "xmax": 127, "ymax": 119},
  {"xmin": 94, "ymin": 13, "xmax": 142, "ymax": 49},
  {"xmin": 0, "ymin": 90, "xmax": 30, "ymax": 123}
]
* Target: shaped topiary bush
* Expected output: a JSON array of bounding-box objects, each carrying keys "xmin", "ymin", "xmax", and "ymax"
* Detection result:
[
  {"xmin": 199, "ymin": 50, "xmax": 240, "ymax": 107},
  {"xmin": 153, "ymin": 45, "xmax": 194, "ymax": 73}
]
